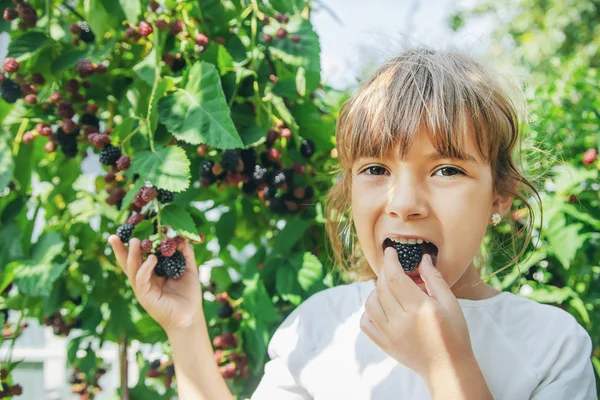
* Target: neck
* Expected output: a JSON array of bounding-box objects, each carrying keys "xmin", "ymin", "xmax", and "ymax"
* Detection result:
[{"xmin": 451, "ymin": 261, "xmax": 500, "ymax": 300}]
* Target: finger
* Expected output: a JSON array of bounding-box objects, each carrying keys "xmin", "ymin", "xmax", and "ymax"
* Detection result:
[
  {"xmin": 127, "ymin": 238, "xmax": 142, "ymax": 288},
  {"xmin": 178, "ymin": 240, "xmax": 198, "ymax": 274},
  {"xmin": 383, "ymin": 247, "xmax": 424, "ymax": 311},
  {"xmin": 135, "ymin": 253, "xmax": 159, "ymax": 295},
  {"xmin": 418, "ymin": 254, "xmax": 455, "ymax": 305},
  {"xmin": 108, "ymin": 235, "xmax": 128, "ymax": 274},
  {"xmin": 364, "ymin": 290, "xmax": 389, "ymax": 329},
  {"xmin": 359, "ymin": 311, "xmax": 383, "ymax": 348},
  {"xmin": 376, "ymin": 268, "xmax": 405, "ymax": 317}
]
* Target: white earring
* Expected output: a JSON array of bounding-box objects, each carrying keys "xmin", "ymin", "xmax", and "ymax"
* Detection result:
[{"xmin": 491, "ymin": 213, "xmax": 501, "ymax": 226}]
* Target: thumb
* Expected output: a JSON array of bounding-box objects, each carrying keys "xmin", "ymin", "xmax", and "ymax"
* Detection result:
[{"xmin": 418, "ymin": 254, "xmax": 453, "ymax": 304}]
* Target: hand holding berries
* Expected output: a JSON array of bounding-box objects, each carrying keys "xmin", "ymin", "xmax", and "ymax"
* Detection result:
[
  {"xmin": 108, "ymin": 236, "xmax": 205, "ymax": 334},
  {"xmin": 360, "ymin": 247, "xmax": 475, "ymax": 383}
]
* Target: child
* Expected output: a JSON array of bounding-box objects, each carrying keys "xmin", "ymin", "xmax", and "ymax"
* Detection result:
[{"xmin": 108, "ymin": 47, "xmax": 597, "ymax": 399}]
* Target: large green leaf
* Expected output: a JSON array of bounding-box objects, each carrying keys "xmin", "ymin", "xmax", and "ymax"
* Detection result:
[
  {"xmin": 296, "ymin": 252, "xmax": 324, "ymax": 292},
  {"xmin": 160, "ymin": 204, "xmax": 202, "ymax": 242},
  {"xmin": 118, "ymin": 0, "xmax": 141, "ymax": 25},
  {"xmin": 215, "ymin": 208, "xmax": 236, "ymax": 251},
  {"xmin": 158, "ymin": 61, "xmax": 243, "ymax": 148},
  {"xmin": 7, "ymin": 31, "xmax": 49, "ymax": 59},
  {"xmin": 130, "ymin": 146, "xmax": 191, "ymax": 192}
]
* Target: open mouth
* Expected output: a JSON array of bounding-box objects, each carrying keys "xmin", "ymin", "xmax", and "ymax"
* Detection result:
[{"xmin": 382, "ymin": 237, "xmax": 439, "ymax": 272}]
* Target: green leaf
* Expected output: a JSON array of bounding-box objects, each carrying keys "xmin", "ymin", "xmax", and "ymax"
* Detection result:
[
  {"xmin": 131, "ymin": 220, "xmax": 155, "ymax": 240},
  {"xmin": 158, "ymin": 61, "xmax": 243, "ymax": 149},
  {"xmin": 240, "ymin": 318, "xmax": 270, "ymax": 374},
  {"xmin": 547, "ymin": 222, "xmax": 584, "ymax": 269},
  {"xmin": 84, "ymin": 0, "xmax": 113, "ymax": 41},
  {"xmin": 297, "ymin": 252, "xmax": 324, "ymax": 292},
  {"xmin": 50, "ymin": 48, "xmax": 89, "ymax": 75},
  {"xmin": 0, "ymin": 138, "xmax": 14, "ymax": 192},
  {"xmin": 7, "ymin": 32, "xmax": 49, "ymax": 59},
  {"xmin": 276, "ymin": 265, "xmax": 301, "ymax": 296},
  {"xmin": 160, "ymin": 204, "xmax": 201, "ymax": 241},
  {"xmin": 118, "ymin": 0, "xmax": 141, "ymax": 25},
  {"xmin": 14, "ymin": 261, "xmax": 68, "ymax": 297},
  {"xmin": 215, "ymin": 209, "xmax": 236, "ymax": 251},
  {"xmin": 131, "ymin": 146, "xmax": 191, "ymax": 192},
  {"xmin": 242, "ymin": 273, "xmax": 279, "ymax": 325}
]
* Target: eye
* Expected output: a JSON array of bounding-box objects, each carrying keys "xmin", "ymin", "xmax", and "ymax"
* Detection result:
[
  {"xmin": 361, "ymin": 166, "xmax": 388, "ymax": 176},
  {"xmin": 433, "ymin": 166, "xmax": 465, "ymax": 177}
]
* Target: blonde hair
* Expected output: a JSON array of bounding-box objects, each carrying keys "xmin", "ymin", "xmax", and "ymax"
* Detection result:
[{"xmin": 324, "ymin": 47, "xmax": 543, "ymax": 284}]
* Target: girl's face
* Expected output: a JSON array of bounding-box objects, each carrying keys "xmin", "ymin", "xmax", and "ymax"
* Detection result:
[{"xmin": 351, "ymin": 127, "xmax": 512, "ymax": 300}]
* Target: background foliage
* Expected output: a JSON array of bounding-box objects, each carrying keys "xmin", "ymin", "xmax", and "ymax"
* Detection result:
[{"xmin": 0, "ymin": 0, "xmax": 598, "ymax": 398}]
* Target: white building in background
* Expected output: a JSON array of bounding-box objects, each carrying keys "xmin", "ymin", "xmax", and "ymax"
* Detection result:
[{"xmin": 0, "ymin": 1, "xmax": 494, "ymax": 398}]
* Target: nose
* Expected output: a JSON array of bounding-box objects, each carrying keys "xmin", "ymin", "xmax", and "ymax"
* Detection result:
[{"xmin": 384, "ymin": 171, "xmax": 428, "ymax": 220}]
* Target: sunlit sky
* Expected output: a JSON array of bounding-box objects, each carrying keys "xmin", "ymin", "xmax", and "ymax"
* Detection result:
[{"xmin": 311, "ymin": 0, "xmax": 495, "ymax": 90}]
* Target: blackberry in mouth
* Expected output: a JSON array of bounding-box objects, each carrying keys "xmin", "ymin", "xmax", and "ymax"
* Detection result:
[{"xmin": 383, "ymin": 238, "xmax": 438, "ymax": 272}]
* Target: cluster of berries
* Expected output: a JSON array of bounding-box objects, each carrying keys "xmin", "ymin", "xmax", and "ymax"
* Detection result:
[
  {"xmin": 211, "ymin": 332, "xmax": 250, "ymax": 380},
  {"xmin": 0, "ymin": 368, "xmax": 22, "ymax": 398},
  {"xmin": 43, "ymin": 311, "xmax": 82, "ymax": 336},
  {"xmin": 215, "ymin": 292, "xmax": 242, "ymax": 320},
  {"xmin": 68, "ymin": 366, "xmax": 107, "ymax": 399},
  {"xmin": 145, "ymin": 359, "xmax": 176, "ymax": 389},
  {"xmin": 198, "ymin": 127, "xmax": 316, "ymax": 214},
  {"xmin": 261, "ymin": 11, "xmax": 300, "ymax": 43},
  {"xmin": 0, "ymin": 57, "xmax": 45, "ymax": 105},
  {"xmin": 2, "ymin": 0, "xmax": 37, "ymax": 30}
]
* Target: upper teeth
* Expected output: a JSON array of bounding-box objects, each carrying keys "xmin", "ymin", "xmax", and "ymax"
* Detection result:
[{"xmin": 389, "ymin": 237, "xmax": 427, "ymax": 245}]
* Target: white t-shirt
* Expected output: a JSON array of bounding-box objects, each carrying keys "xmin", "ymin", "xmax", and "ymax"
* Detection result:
[{"xmin": 251, "ymin": 279, "xmax": 597, "ymax": 400}]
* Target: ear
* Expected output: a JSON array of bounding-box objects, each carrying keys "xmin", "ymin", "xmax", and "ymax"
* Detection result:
[{"xmin": 492, "ymin": 191, "xmax": 514, "ymax": 218}]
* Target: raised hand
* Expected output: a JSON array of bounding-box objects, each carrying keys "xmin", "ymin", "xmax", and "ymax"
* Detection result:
[{"xmin": 108, "ymin": 236, "xmax": 204, "ymax": 334}]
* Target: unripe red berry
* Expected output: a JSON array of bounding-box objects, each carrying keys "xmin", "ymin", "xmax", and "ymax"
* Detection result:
[
  {"xmin": 266, "ymin": 129, "xmax": 279, "ymax": 144},
  {"xmin": 24, "ymin": 94, "xmax": 37, "ymax": 104},
  {"xmin": 281, "ymin": 14, "xmax": 289, "ymax": 23},
  {"xmin": 116, "ymin": 155, "xmax": 131, "ymax": 171},
  {"xmin": 267, "ymin": 148, "xmax": 280, "ymax": 162},
  {"xmin": 94, "ymin": 63, "xmax": 108, "ymax": 74},
  {"xmin": 61, "ymin": 119, "xmax": 77, "ymax": 134},
  {"xmin": 215, "ymin": 292, "xmax": 231, "ymax": 304},
  {"xmin": 126, "ymin": 212, "xmax": 145, "ymax": 225},
  {"xmin": 170, "ymin": 20, "xmax": 183, "ymax": 35},
  {"xmin": 196, "ymin": 144, "xmax": 209, "ymax": 156},
  {"xmin": 219, "ymin": 363, "xmax": 237, "ymax": 379},
  {"xmin": 30, "ymin": 73, "xmax": 45, "ymax": 85},
  {"xmin": 280, "ymin": 128, "xmax": 291, "ymax": 138},
  {"xmin": 274, "ymin": 12, "xmax": 284, "ymax": 23},
  {"xmin": 160, "ymin": 238, "xmax": 177, "ymax": 257},
  {"xmin": 291, "ymin": 34, "xmax": 300, "ymax": 43},
  {"xmin": 125, "ymin": 27, "xmax": 140, "ymax": 40},
  {"xmin": 195, "ymin": 33, "xmax": 209, "ymax": 46},
  {"xmin": 139, "ymin": 21, "xmax": 153, "ymax": 36},
  {"xmin": 86, "ymin": 103, "xmax": 99, "ymax": 114},
  {"xmin": 156, "ymin": 19, "xmax": 167, "ymax": 30},
  {"xmin": 57, "ymin": 100, "xmax": 75, "ymax": 118},
  {"xmin": 2, "ymin": 57, "xmax": 19, "ymax": 73},
  {"xmin": 261, "ymin": 15, "xmax": 270, "ymax": 24},
  {"xmin": 269, "ymin": 74, "xmax": 278, "ymax": 83},
  {"xmin": 141, "ymin": 239, "xmax": 153, "ymax": 253},
  {"xmin": 65, "ymin": 79, "xmax": 79, "ymax": 93},
  {"xmin": 44, "ymin": 141, "xmax": 56, "ymax": 153},
  {"xmin": 149, "ymin": 0, "xmax": 159, "ymax": 12},
  {"xmin": 582, "ymin": 148, "xmax": 597, "ymax": 166},
  {"xmin": 22, "ymin": 130, "xmax": 36, "ymax": 144},
  {"xmin": 77, "ymin": 59, "xmax": 94, "ymax": 78},
  {"xmin": 140, "ymin": 186, "xmax": 158, "ymax": 202},
  {"xmin": 214, "ymin": 36, "xmax": 226, "ymax": 45},
  {"xmin": 69, "ymin": 23, "xmax": 81, "ymax": 34},
  {"xmin": 263, "ymin": 33, "xmax": 273, "ymax": 42},
  {"xmin": 276, "ymin": 28, "xmax": 287, "ymax": 39}
]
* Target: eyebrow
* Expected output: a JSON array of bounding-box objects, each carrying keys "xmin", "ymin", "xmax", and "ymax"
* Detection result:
[{"xmin": 425, "ymin": 151, "xmax": 479, "ymax": 163}]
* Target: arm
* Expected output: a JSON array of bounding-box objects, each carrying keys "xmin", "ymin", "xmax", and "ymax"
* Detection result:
[
  {"xmin": 423, "ymin": 353, "xmax": 493, "ymax": 400},
  {"xmin": 167, "ymin": 314, "xmax": 235, "ymax": 400}
]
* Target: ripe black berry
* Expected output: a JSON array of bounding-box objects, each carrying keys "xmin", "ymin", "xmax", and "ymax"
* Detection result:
[
  {"xmin": 240, "ymin": 148, "xmax": 257, "ymax": 173},
  {"xmin": 155, "ymin": 250, "xmax": 186, "ymax": 279},
  {"xmin": 242, "ymin": 181, "xmax": 257, "ymax": 194},
  {"xmin": 0, "ymin": 78, "xmax": 21, "ymax": 103},
  {"xmin": 3, "ymin": 8, "xmax": 18, "ymax": 21},
  {"xmin": 77, "ymin": 21, "xmax": 95, "ymax": 43},
  {"xmin": 154, "ymin": 186, "xmax": 174, "ymax": 204},
  {"xmin": 217, "ymin": 303, "xmax": 234, "ymax": 319},
  {"xmin": 116, "ymin": 223, "xmax": 135, "ymax": 244},
  {"xmin": 391, "ymin": 243, "xmax": 424, "ymax": 272},
  {"xmin": 262, "ymin": 185, "xmax": 276, "ymax": 200},
  {"xmin": 200, "ymin": 160, "xmax": 215, "ymax": 178},
  {"xmin": 80, "ymin": 113, "xmax": 100, "ymax": 128},
  {"xmin": 300, "ymin": 139, "xmax": 316, "ymax": 158},
  {"xmin": 221, "ymin": 150, "xmax": 240, "ymax": 172},
  {"xmin": 56, "ymin": 127, "xmax": 79, "ymax": 157},
  {"xmin": 99, "ymin": 144, "xmax": 121, "ymax": 166},
  {"xmin": 268, "ymin": 196, "xmax": 286, "ymax": 213}
]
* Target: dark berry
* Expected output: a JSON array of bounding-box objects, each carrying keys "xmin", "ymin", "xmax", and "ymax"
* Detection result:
[
  {"xmin": 262, "ymin": 185, "xmax": 276, "ymax": 200},
  {"xmin": 77, "ymin": 59, "xmax": 94, "ymax": 78},
  {"xmin": 200, "ymin": 160, "xmax": 215, "ymax": 178},
  {"xmin": 217, "ymin": 303, "xmax": 234, "ymax": 319},
  {"xmin": 263, "ymin": 34, "xmax": 273, "ymax": 42},
  {"xmin": 149, "ymin": 0, "xmax": 159, "ymax": 11},
  {"xmin": 300, "ymin": 139, "xmax": 315, "ymax": 158},
  {"xmin": 154, "ymin": 187, "xmax": 174, "ymax": 203},
  {"xmin": 171, "ymin": 57, "xmax": 186, "ymax": 73},
  {"xmin": 390, "ymin": 242, "xmax": 424, "ymax": 272},
  {"xmin": 0, "ymin": 78, "xmax": 21, "ymax": 103},
  {"xmin": 268, "ymin": 196, "xmax": 286, "ymax": 213},
  {"xmin": 56, "ymin": 127, "xmax": 79, "ymax": 157},
  {"xmin": 99, "ymin": 144, "xmax": 121, "ymax": 166},
  {"xmin": 170, "ymin": 20, "xmax": 183, "ymax": 35},
  {"xmin": 242, "ymin": 180, "xmax": 257, "ymax": 194},
  {"xmin": 291, "ymin": 34, "xmax": 300, "ymax": 43},
  {"xmin": 276, "ymin": 28, "xmax": 287, "ymax": 39},
  {"xmin": 116, "ymin": 223, "xmax": 135, "ymax": 244},
  {"xmin": 80, "ymin": 113, "xmax": 100, "ymax": 128},
  {"xmin": 57, "ymin": 101, "xmax": 75, "ymax": 118},
  {"xmin": 252, "ymin": 164, "xmax": 268, "ymax": 183},
  {"xmin": 3, "ymin": 8, "xmax": 18, "ymax": 21},
  {"xmin": 30, "ymin": 73, "xmax": 45, "ymax": 85},
  {"xmin": 77, "ymin": 21, "xmax": 95, "ymax": 43},
  {"xmin": 160, "ymin": 238, "xmax": 177, "ymax": 257},
  {"xmin": 155, "ymin": 250, "xmax": 186, "ymax": 279},
  {"xmin": 116, "ymin": 155, "xmax": 130, "ymax": 171},
  {"xmin": 141, "ymin": 239, "xmax": 153, "ymax": 253},
  {"xmin": 221, "ymin": 150, "xmax": 240, "ymax": 172}
]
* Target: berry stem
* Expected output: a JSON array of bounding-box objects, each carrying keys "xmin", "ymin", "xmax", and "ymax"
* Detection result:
[
  {"xmin": 13, "ymin": 118, "xmax": 30, "ymax": 156},
  {"xmin": 119, "ymin": 123, "xmax": 143, "ymax": 150}
]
